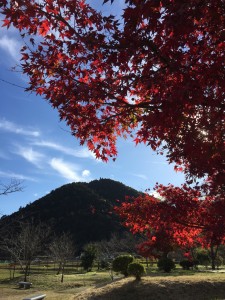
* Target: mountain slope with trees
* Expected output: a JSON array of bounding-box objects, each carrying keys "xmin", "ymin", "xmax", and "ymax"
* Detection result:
[{"xmin": 0, "ymin": 179, "xmax": 140, "ymax": 251}]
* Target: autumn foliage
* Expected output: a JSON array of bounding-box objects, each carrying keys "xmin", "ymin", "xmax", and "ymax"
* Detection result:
[
  {"xmin": 0, "ymin": 0, "xmax": 224, "ymax": 192},
  {"xmin": 1, "ymin": 0, "xmax": 224, "ymax": 267},
  {"xmin": 115, "ymin": 183, "xmax": 225, "ymax": 268}
]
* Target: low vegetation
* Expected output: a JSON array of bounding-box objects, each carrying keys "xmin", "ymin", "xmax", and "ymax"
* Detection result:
[
  {"xmin": 1, "ymin": 261, "xmax": 225, "ymax": 300},
  {"xmin": 127, "ymin": 262, "xmax": 145, "ymax": 281},
  {"xmin": 112, "ymin": 255, "xmax": 134, "ymax": 277}
]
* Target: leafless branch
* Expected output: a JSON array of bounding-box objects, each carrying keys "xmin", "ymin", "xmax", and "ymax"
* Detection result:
[{"xmin": 0, "ymin": 179, "xmax": 24, "ymax": 196}]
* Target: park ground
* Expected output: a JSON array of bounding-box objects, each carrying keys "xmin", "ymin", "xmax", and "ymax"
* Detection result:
[{"xmin": 0, "ymin": 263, "xmax": 225, "ymax": 299}]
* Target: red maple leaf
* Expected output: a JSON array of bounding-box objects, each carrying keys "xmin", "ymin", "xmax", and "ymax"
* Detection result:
[{"xmin": 38, "ymin": 20, "xmax": 50, "ymax": 36}]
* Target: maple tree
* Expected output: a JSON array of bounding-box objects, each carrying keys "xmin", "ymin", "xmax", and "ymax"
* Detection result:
[
  {"xmin": 1, "ymin": 1, "xmax": 224, "ymax": 262},
  {"xmin": 115, "ymin": 182, "xmax": 225, "ymax": 269},
  {"xmin": 0, "ymin": 0, "xmax": 224, "ymax": 191}
]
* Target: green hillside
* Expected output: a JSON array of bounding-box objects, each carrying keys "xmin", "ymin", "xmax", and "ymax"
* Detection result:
[{"xmin": 0, "ymin": 179, "xmax": 140, "ymax": 251}]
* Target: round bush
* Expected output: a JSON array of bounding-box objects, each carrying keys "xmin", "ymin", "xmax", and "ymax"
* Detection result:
[
  {"xmin": 196, "ymin": 250, "xmax": 210, "ymax": 267},
  {"xmin": 180, "ymin": 260, "xmax": 194, "ymax": 270},
  {"xmin": 157, "ymin": 257, "xmax": 175, "ymax": 273},
  {"xmin": 112, "ymin": 255, "xmax": 134, "ymax": 277},
  {"xmin": 127, "ymin": 262, "xmax": 145, "ymax": 280},
  {"xmin": 215, "ymin": 255, "xmax": 223, "ymax": 269}
]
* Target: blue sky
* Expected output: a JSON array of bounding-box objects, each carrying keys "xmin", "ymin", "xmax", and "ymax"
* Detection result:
[{"xmin": 0, "ymin": 1, "xmax": 185, "ymax": 216}]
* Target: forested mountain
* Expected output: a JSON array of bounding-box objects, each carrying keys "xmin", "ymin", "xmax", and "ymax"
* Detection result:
[{"xmin": 0, "ymin": 179, "xmax": 140, "ymax": 251}]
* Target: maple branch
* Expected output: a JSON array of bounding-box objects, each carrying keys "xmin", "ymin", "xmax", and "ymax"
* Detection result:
[
  {"xmin": 37, "ymin": 3, "xmax": 105, "ymax": 50},
  {"xmin": 100, "ymin": 110, "xmax": 134, "ymax": 126},
  {"xmin": 172, "ymin": 217, "xmax": 205, "ymax": 230},
  {"xmin": 143, "ymin": 39, "xmax": 172, "ymax": 68}
]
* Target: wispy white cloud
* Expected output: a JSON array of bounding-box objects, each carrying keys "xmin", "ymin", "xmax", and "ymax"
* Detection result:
[
  {"xmin": 82, "ymin": 169, "xmax": 91, "ymax": 177},
  {"xmin": 0, "ymin": 170, "xmax": 37, "ymax": 182},
  {"xmin": 132, "ymin": 173, "xmax": 148, "ymax": 180},
  {"xmin": 0, "ymin": 119, "xmax": 40, "ymax": 137},
  {"xmin": 0, "ymin": 35, "xmax": 21, "ymax": 61},
  {"xmin": 14, "ymin": 146, "xmax": 45, "ymax": 167},
  {"xmin": 49, "ymin": 158, "xmax": 91, "ymax": 182},
  {"xmin": 12, "ymin": 142, "xmax": 92, "ymax": 181},
  {"xmin": 32, "ymin": 140, "xmax": 94, "ymax": 159}
]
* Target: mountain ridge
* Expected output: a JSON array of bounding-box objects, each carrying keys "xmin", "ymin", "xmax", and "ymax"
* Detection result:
[{"xmin": 0, "ymin": 179, "xmax": 141, "ymax": 251}]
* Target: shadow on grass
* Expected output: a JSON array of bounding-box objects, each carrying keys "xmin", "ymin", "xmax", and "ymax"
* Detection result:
[
  {"xmin": 147, "ymin": 270, "xmax": 197, "ymax": 277},
  {"xmin": 75, "ymin": 277, "xmax": 225, "ymax": 300},
  {"xmin": 0, "ymin": 277, "xmax": 23, "ymax": 285}
]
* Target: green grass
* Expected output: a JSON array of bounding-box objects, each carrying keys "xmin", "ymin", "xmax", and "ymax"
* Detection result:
[
  {"xmin": 0, "ymin": 264, "xmax": 118, "ymax": 300},
  {"xmin": 1, "ymin": 263, "xmax": 225, "ymax": 300}
]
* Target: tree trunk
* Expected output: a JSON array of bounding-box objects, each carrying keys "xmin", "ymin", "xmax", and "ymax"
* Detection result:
[
  {"xmin": 97, "ymin": 260, "xmax": 100, "ymax": 270},
  {"xmin": 57, "ymin": 262, "xmax": 62, "ymax": 275},
  {"xmin": 61, "ymin": 264, "xmax": 64, "ymax": 283},
  {"xmin": 13, "ymin": 264, "xmax": 16, "ymax": 279},
  {"xmin": 210, "ymin": 245, "xmax": 218, "ymax": 271},
  {"xmin": 24, "ymin": 264, "xmax": 29, "ymax": 281},
  {"xmin": 9, "ymin": 266, "xmax": 12, "ymax": 280},
  {"xmin": 146, "ymin": 258, "xmax": 149, "ymax": 268},
  {"xmin": 211, "ymin": 258, "xmax": 216, "ymax": 270},
  {"xmin": 109, "ymin": 265, "xmax": 114, "ymax": 281}
]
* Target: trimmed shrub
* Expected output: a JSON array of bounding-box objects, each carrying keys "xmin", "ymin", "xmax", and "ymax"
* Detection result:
[
  {"xmin": 180, "ymin": 259, "xmax": 199, "ymax": 270},
  {"xmin": 196, "ymin": 249, "xmax": 210, "ymax": 267},
  {"xmin": 180, "ymin": 260, "xmax": 194, "ymax": 270},
  {"xmin": 215, "ymin": 255, "xmax": 223, "ymax": 269},
  {"xmin": 81, "ymin": 244, "xmax": 97, "ymax": 271},
  {"xmin": 127, "ymin": 262, "xmax": 145, "ymax": 280},
  {"xmin": 112, "ymin": 255, "xmax": 134, "ymax": 277},
  {"xmin": 157, "ymin": 257, "xmax": 175, "ymax": 273}
]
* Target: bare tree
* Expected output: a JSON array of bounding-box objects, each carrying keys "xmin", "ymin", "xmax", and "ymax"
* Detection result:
[
  {"xmin": 0, "ymin": 179, "xmax": 24, "ymax": 196},
  {"xmin": 1, "ymin": 221, "xmax": 49, "ymax": 281},
  {"xmin": 49, "ymin": 233, "xmax": 75, "ymax": 283},
  {"xmin": 94, "ymin": 232, "xmax": 144, "ymax": 280},
  {"xmin": 95, "ymin": 232, "xmax": 142, "ymax": 260}
]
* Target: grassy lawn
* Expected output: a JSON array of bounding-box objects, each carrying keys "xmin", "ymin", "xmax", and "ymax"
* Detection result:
[
  {"xmin": 0, "ymin": 263, "xmax": 120, "ymax": 300},
  {"xmin": 0, "ymin": 263, "xmax": 225, "ymax": 299}
]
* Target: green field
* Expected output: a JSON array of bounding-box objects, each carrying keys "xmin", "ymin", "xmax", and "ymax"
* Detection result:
[
  {"xmin": 0, "ymin": 262, "xmax": 120, "ymax": 299},
  {"xmin": 0, "ymin": 262, "xmax": 225, "ymax": 299}
]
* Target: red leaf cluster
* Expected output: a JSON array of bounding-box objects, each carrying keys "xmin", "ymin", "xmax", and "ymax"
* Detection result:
[
  {"xmin": 0, "ymin": 1, "xmax": 224, "ymax": 192},
  {"xmin": 115, "ymin": 182, "xmax": 225, "ymax": 256}
]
